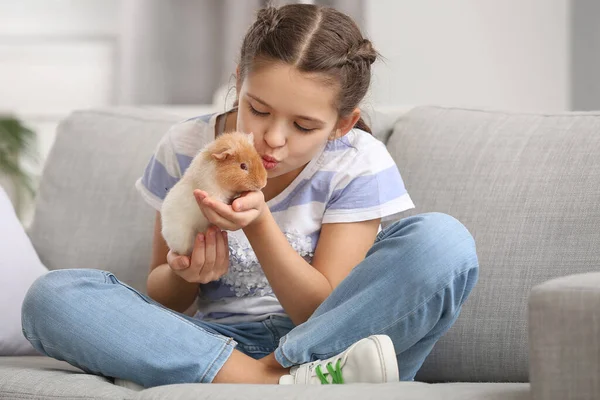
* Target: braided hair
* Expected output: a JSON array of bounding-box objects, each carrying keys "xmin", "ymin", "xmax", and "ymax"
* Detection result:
[{"xmin": 237, "ymin": 3, "xmax": 379, "ymax": 133}]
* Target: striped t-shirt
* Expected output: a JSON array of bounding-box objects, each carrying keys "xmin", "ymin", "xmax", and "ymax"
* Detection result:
[{"xmin": 135, "ymin": 111, "xmax": 415, "ymax": 324}]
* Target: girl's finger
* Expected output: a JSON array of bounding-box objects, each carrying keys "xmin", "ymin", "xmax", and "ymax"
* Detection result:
[
  {"xmin": 205, "ymin": 200, "xmax": 255, "ymax": 228},
  {"xmin": 190, "ymin": 233, "xmax": 206, "ymax": 273},
  {"xmin": 194, "ymin": 189, "xmax": 207, "ymax": 199},
  {"xmin": 222, "ymin": 209, "xmax": 259, "ymax": 229},
  {"xmin": 167, "ymin": 251, "xmax": 189, "ymax": 270},
  {"xmin": 193, "ymin": 190, "xmax": 210, "ymax": 207},
  {"xmin": 235, "ymin": 190, "xmax": 265, "ymax": 212},
  {"xmin": 215, "ymin": 229, "xmax": 227, "ymax": 272},
  {"xmin": 200, "ymin": 206, "xmax": 220, "ymax": 223},
  {"xmin": 203, "ymin": 197, "xmax": 236, "ymax": 220},
  {"xmin": 198, "ymin": 203, "xmax": 224, "ymax": 224},
  {"xmin": 220, "ymin": 231, "xmax": 230, "ymax": 276},
  {"xmin": 198, "ymin": 194, "xmax": 251, "ymax": 230},
  {"xmin": 174, "ymin": 256, "xmax": 190, "ymax": 270},
  {"xmin": 232, "ymin": 192, "xmax": 256, "ymax": 212},
  {"xmin": 202, "ymin": 207, "xmax": 240, "ymax": 231},
  {"xmin": 203, "ymin": 227, "xmax": 218, "ymax": 271},
  {"xmin": 232, "ymin": 198, "xmax": 244, "ymax": 212}
]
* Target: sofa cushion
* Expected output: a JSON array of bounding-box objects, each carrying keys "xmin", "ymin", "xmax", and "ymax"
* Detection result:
[
  {"xmin": 386, "ymin": 106, "xmax": 600, "ymax": 382},
  {"xmin": 0, "ymin": 355, "xmax": 530, "ymax": 400},
  {"xmin": 26, "ymin": 108, "xmax": 182, "ymax": 294},
  {"xmin": 0, "ymin": 356, "xmax": 133, "ymax": 399},
  {"xmin": 134, "ymin": 382, "xmax": 529, "ymax": 400},
  {"xmin": 0, "ymin": 185, "xmax": 48, "ymax": 356}
]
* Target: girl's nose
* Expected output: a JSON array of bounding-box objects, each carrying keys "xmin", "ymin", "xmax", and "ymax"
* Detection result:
[{"xmin": 263, "ymin": 125, "xmax": 286, "ymax": 148}]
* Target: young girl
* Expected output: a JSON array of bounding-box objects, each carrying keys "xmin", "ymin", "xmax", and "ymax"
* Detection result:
[{"xmin": 22, "ymin": 4, "xmax": 479, "ymax": 387}]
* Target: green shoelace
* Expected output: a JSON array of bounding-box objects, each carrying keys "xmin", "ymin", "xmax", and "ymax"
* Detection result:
[{"xmin": 315, "ymin": 359, "xmax": 344, "ymax": 384}]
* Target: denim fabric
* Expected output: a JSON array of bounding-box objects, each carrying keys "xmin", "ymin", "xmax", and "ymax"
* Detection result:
[
  {"xmin": 275, "ymin": 212, "xmax": 479, "ymax": 380},
  {"xmin": 21, "ymin": 212, "xmax": 478, "ymax": 387}
]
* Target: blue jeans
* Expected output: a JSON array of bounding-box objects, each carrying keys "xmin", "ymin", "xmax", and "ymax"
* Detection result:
[{"xmin": 21, "ymin": 212, "xmax": 478, "ymax": 388}]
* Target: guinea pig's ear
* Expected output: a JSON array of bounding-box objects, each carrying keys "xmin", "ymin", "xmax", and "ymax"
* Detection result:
[
  {"xmin": 212, "ymin": 148, "xmax": 234, "ymax": 161},
  {"xmin": 247, "ymin": 132, "xmax": 254, "ymax": 144}
]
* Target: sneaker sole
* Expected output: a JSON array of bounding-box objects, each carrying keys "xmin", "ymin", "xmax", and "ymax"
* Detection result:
[{"xmin": 369, "ymin": 335, "xmax": 400, "ymax": 383}]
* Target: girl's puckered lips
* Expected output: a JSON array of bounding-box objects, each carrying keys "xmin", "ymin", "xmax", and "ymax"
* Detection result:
[
  {"xmin": 262, "ymin": 155, "xmax": 279, "ymax": 163},
  {"xmin": 261, "ymin": 155, "xmax": 279, "ymax": 170}
]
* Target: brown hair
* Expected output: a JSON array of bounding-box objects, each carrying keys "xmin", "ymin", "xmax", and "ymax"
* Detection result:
[{"xmin": 235, "ymin": 3, "xmax": 379, "ymax": 134}]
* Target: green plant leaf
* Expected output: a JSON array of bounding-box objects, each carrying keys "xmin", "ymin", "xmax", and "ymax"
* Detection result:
[{"xmin": 0, "ymin": 116, "xmax": 38, "ymax": 196}]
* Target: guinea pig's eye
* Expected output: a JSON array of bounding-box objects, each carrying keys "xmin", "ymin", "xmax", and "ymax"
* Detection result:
[{"xmin": 240, "ymin": 163, "xmax": 248, "ymax": 170}]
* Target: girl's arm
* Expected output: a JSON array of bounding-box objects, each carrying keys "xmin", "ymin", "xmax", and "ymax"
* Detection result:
[
  {"xmin": 244, "ymin": 208, "xmax": 380, "ymax": 325},
  {"xmin": 146, "ymin": 212, "xmax": 200, "ymax": 313}
]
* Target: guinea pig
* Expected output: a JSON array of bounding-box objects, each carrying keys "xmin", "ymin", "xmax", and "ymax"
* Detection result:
[{"xmin": 160, "ymin": 131, "xmax": 268, "ymax": 256}]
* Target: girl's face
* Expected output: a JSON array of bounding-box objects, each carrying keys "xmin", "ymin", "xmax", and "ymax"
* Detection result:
[{"xmin": 236, "ymin": 62, "xmax": 343, "ymax": 179}]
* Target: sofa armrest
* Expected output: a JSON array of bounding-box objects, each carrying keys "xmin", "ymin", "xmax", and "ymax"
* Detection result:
[{"xmin": 529, "ymin": 272, "xmax": 600, "ymax": 400}]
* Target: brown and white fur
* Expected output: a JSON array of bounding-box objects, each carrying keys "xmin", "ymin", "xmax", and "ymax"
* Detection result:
[{"xmin": 160, "ymin": 131, "xmax": 267, "ymax": 256}]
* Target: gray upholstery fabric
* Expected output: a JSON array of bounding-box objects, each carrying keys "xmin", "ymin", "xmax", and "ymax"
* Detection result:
[
  {"xmin": 0, "ymin": 356, "xmax": 133, "ymax": 399},
  {"xmin": 26, "ymin": 108, "xmax": 181, "ymax": 294},
  {"xmin": 360, "ymin": 105, "xmax": 416, "ymax": 144},
  {"xmin": 134, "ymin": 382, "xmax": 530, "ymax": 400},
  {"xmin": 386, "ymin": 106, "xmax": 600, "ymax": 382},
  {"xmin": 529, "ymin": 272, "xmax": 600, "ymax": 400},
  {"xmin": 0, "ymin": 356, "xmax": 529, "ymax": 400}
]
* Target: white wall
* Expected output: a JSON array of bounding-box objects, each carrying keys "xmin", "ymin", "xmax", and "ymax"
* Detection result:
[
  {"xmin": 365, "ymin": 0, "xmax": 570, "ymax": 112},
  {"xmin": 0, "ymin": 0, "xmax": 120, "ymax": 222},
  {"xmin": 0, "ymin": 0, "xmax": 120, "ymax": 160}
]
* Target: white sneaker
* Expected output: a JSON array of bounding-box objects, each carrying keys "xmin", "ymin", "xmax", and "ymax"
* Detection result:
[{"xmin": 278, "ymin": 335, "xmax": 399, "ymax": 384}]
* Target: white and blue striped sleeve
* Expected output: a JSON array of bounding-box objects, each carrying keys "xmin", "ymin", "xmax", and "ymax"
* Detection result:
[
  {"xmin": 322, "ymin": 141, "xmax": 415, "ymax": 224},
  {"xmin": 135, "ymin": 125, "xmax": 183, "ymax": 211}
]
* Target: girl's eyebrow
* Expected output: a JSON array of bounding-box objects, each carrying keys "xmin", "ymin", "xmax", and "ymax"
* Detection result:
[{"xmin": 246, "ymin": 93, "xmax": 326, "ymax": 125}]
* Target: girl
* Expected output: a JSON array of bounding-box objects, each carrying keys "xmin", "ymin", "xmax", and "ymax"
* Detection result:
[{"xmin": 22, "ymin": 4, "xmax": 479, "ymax": 387}]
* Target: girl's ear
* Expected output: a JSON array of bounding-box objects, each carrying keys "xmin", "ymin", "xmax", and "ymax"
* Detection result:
[{"xmin": 333, "ymin": 108, "xmax": 361, "ymax": 139}]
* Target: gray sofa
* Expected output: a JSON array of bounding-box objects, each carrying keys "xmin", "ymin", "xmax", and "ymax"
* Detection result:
[{"xmin": 1, "ymin": 105, "xmax": 599, "ymax": 399}]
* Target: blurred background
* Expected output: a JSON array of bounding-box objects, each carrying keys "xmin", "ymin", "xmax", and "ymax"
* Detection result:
[{"xmin": 1, "ymin": 0, "xmax": 599, "ymax": 223}]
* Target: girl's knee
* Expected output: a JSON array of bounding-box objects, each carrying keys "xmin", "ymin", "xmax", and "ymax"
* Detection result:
[
  {"xmin": 422, "ymin": 212, "xmax": 476, "ymax": 258},
  {"xmin": 22, "ymin": 269, "xmax": 109, "ymax": 332},
  {"xmin": 383, "ymin": 212, "xmax": 479, "ymax": 284},
  {"xmin": 421, "ymin": 212, "xmax": 478, "ymax": 273},
  {"xmin": 378, "ymin": 213, "xmax": 479, "ymax": 326},
  {"xmin": 26, "ymin": 268, "xmax": 108, "ymax": 298},
  {"xmin": 388, "ymin": 212, "xmax": 472, "ymax": 242}
]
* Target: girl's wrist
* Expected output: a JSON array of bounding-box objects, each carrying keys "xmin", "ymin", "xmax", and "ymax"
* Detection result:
[{"xmin": 246, "ymin": 205, "xmax": 271, "ymax": 232}]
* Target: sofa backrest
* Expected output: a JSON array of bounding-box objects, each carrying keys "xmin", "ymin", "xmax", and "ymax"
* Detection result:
[
  {"xmin": 388, "ymin": 106, "xmax": 600, "ymax": 383},
  {"xmin": 27, "ymin": 105, "xmax": 600, "ymax": 383},
  {"xmin": 27, "ymin": 108, "xmax": 181, "ymax": 293}
]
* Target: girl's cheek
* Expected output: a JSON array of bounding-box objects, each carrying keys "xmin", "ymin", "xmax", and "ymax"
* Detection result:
[
  {"xmin": 237, "ymin": 111, "xmax": 253, "ymax": 133},
  {"xmin": 242, "ymin": 119, "xmax": 264, "ymax": 137}
]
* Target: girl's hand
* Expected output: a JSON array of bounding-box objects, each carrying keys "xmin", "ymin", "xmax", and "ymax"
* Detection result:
[
  {"xmin": 193, "ymin": 189, "xmax": 267, "ymax": 231},
  {"xmin": 167, "ymin": 226, "xmax": 229, "ymax": 284}
]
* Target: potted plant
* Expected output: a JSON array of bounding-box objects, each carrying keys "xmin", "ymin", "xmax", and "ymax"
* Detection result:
[{"xmin": 0, "ymin": 115, "xmax": 38, "ymax": 219}]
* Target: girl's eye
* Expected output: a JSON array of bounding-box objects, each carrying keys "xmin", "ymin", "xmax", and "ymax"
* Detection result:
[
  {"xmin": 248, "ymin": 102, "xmax": 314, "ymax": 132},
  {"xmin": 294, "ymin": 123, "xmax": 315, "ymax": 133},
  {"xmin": 240, "ymin": 163, "xmax": 248, "ymax": 170},
  {"xmin": 248, "ymin": 104, "xmax": 269, "ymax": 117}
]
